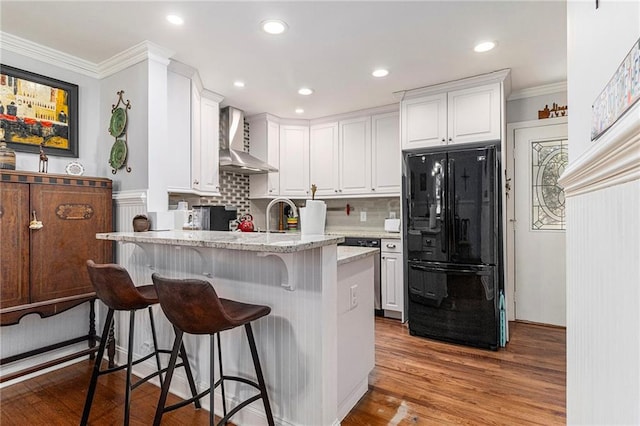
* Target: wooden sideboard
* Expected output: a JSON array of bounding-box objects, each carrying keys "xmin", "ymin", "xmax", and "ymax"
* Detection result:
[{"xmin": 0, "ymin": 170, "xmax": 113, "ymax": 382}]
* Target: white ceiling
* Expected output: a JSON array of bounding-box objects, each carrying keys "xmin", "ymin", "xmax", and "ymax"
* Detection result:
[{"xmin": 0, "ymin": 1, "xmax": 567, "ymax": 119}]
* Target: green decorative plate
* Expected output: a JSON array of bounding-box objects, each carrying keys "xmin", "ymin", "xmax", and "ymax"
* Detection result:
[
  {"xmin": 109, "ymin": 139, "xmax": 127, "ymax": 170},
  {"xmin": 109, "ymin": 107, "xmax": 127, "ymax": 137}
]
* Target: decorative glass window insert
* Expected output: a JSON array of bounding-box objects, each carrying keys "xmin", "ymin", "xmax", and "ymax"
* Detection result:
[{"xmin": 531, "ymin": 139, "xmax": 568, "ymax": 230}]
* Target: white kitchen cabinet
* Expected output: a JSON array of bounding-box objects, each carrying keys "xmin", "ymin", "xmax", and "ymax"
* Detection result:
[
  {"xmin": 401, "ymin": 77, "xmax": 505, "ymax": 150},
  {"xmin": 166, "ymin": 68, "xmax": 221, "ymax": 196},
  {"xmin": 371, "ymin": 111, "xmax": 401, "ymax": 194},
  {"xmin": 447, "ymin": 83, "xmax": 501, "ymax": 145},
  {"xmin": 166, "ymin": 71, "xmax": 193, "ymax": 193},
  {"xmin": 339, "ymin": 116, "xmax": 371, "ymax": 195},
  {"xmin": 401, "ymin": 93, "xmax": 447, "ymax": 150},
  {"xmin": 194, "ymin": 93, "xmax": 221, "ymax": 194},
  {"xmin": 381, "ymin": 238, "xmax": 404, "ymax": 321},
  {"xmin": 249, "ymin": 116, "xmax": 280, "ymax": 198},
  {"xmin": 310, "ymin": 122, "xmax": 339, "ymax": 197},
  {"xmin": 279, "ymin": 124, "xmax": 310, "ymax": 197}
]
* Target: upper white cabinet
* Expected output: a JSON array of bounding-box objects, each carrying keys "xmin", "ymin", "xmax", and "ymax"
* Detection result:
[
  {"xmin": 401, "ymin": 94, "xmax": 447, "ymax": 150},
  {"xmin": 401, "ymin": 71, "xmax": 509, "ymax": 150},
  {"xmin": 249, "ymin": 106, "xmax": 401, "ymax": 199},
  {"xmin": 447, "ymin": 84, "xmax": 501, "ymax": 145},
  {"xmin": 166, "ymin": 66, "xmax": 222, "ymax": 196},
  {"xmin": 339, "ymin": 116, "xmax": 372, "ymax": 195},
  {"xmin": 279, "ymin": 125, "xmax": 310, "ymax": 197},
  {"xmin": 195, "ymin": 93, "xmax": 221, "ymax": 194},
  {"xmin": 371, "ymin": 111, "xmax": 400, "ymax": 194},
  {"xmin": 310, "ymin": 122, "xmax": 339, "ymax": 197},
  {"xmin": 249, "ymin": 115, "xmax": 280, "ymax": 198}
]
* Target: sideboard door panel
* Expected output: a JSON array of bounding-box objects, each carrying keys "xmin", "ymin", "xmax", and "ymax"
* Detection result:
[
  {"xmin": 0, "ymin": 182, "xmax": 30, "ymax": 309},
  {"xmin": 29, "ymin": 184, "xmax": 112, "ymax": 303}
]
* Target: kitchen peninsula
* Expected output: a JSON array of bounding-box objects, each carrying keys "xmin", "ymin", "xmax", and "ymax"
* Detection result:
[{"xmin": 96, "ymin": 230, "xmax": 377, "ymax": 425}]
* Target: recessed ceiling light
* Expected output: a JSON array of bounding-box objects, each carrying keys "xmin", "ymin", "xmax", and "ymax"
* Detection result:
[
  {"xmin": 474, "ymin": 41, "xmax": 496, "ymax": 53},
  {"xmin": 298, "ymin": 87, "xmax": 313, "ymax": 96},
  {"xmin": 166, "ymin": 15, "xmax": 184, "ymax": 25},
  {"xmin": 261, "ymin": 19, "xmax": 288, "ymax": 35},
  {"xmin": 233, "ymin": 81, "xmax": 245, "ymax": 88},
  {"xmin": 372, "ymin": 68, "xmax": 389, "ymax": 78},
  {"xmin": 295, "ymin": 108, "xmax": 304, "ymax": 114}
]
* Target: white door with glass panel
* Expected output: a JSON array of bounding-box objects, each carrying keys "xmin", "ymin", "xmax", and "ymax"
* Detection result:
[{"xmin": 514, "ymin": 123, "xmax": 568, "ymax": 326}]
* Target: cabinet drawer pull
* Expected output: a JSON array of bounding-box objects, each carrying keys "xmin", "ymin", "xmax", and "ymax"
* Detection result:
[{"xmin": 386, "ymin": 244, "xmax": 396, "ymax": 249}]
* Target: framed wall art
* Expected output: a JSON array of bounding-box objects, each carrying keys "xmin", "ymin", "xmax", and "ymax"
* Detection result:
[
  {"xmin": 0, "ymin": 64, "xmax": 78, "ymax": 157},
  {"xmin": 591, "ymin": 38, "xmax": 640, "ymax": 141}
]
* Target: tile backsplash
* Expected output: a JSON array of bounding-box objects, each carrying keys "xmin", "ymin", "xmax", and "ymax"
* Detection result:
[{"xmin": 250, "ymin": 196, "xmax": 401, "ymax": 231}]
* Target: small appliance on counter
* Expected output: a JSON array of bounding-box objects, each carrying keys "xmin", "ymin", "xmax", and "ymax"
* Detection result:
[
  {"xmin": 193, "ymin": 205, "xmax": 238, "ymax": 231},
  {"xmin": 384, "ymin": 218, "xmax": 401, "ymax": 233}
]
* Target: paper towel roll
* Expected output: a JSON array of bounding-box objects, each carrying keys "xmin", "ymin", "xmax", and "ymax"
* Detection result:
[{"xmin": 301, "ymin": 200, "xmax": 326, "ymax": 235}]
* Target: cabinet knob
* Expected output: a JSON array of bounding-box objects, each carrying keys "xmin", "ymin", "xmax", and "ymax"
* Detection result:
[
  {"xmin": 448, "ymin": 137, "xmax": 452, "ymax": 142},
  {"xmin": 441, "ymin": 138, "xmax": 446, "ymax": 143},
  {"xmin": 371, "ymin": 188, "xmax": 375, "ymax": 191},
  {"xmin": 193, "ymin": 179, "xmax": 199, "ymax": 185}
]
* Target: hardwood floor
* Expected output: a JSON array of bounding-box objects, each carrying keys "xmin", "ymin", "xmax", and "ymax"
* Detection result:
[
  {"xmin": 0, "ymin": 319, "xmax": 565, "ymax": 425},
  {"xmin": 343, "ymin": 319, "xmax": 566, "ymax": 426}
]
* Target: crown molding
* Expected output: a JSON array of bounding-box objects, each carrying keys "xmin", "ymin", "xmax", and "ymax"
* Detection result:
[
  {"xmin": 559, "ymin": 101, "xmax": 640, "ymax": 197},
  {"xmin": 0, "ymin": 31, "xmax": 99, "ymax": 77},
  {"xmin": 508, "ymin": 81, "xmax": 567, "ymax": 101},
  {"xmin": 395, "ymin": 69, "xmax": 511, "ymax": 101},
  {"xmin": 98, "ymin": 41, "xmax": 173, "ymax": 78}
]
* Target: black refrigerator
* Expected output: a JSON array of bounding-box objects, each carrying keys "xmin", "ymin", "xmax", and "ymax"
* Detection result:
[{"xmin": 404, "ymin": 144, "xmax": 501, "ymax": 350}]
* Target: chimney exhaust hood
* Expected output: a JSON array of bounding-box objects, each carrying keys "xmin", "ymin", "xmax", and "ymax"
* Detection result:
[{"xmin": 219, "ymin": 106, "xmax": 278, "ymax": 174}]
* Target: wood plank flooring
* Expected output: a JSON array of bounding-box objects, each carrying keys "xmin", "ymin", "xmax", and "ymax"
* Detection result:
[{"xmin": 0, "ymin": 319, "xmax": 565, "ymax": 425}]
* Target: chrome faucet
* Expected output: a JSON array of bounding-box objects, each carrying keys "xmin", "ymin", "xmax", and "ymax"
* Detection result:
[{"xmin": 265, "ymin": 197, "xmax": 298, "ymax": 233}]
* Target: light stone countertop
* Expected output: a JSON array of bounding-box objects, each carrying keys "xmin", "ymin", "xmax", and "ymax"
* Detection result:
[
  {"xmin": 336, "ymin": 246, "xmax": 379, "ymax": 266},
  {"xmin": 96, "ymin": 230, "xmax": 344, "ymax": 253}
]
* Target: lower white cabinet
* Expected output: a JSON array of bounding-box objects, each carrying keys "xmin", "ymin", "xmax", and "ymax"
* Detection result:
[{"xmin": 381, "ymin": 238, "xmax": 404, "ymax": 321}]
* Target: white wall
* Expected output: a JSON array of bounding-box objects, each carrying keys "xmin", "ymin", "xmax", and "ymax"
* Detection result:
[
  {"xmin": 506, "ymin": 91, "xmax": 567, "ymax": 123},
  {"xmin": 566, "ymin": 1, "xmax": 640, "ymax": 423},
  {"xmin": 100, "ymin": 61, "xmax": 150, "ymax": 193},
  {"xmin": 567, "ymin": 1, "xmax": 639, "ymax": 161}
]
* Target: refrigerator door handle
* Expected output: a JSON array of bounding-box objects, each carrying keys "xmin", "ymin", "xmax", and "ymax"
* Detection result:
[
  {"xmin": 409, "ymin": 263, "xmax": 489, "ymax": 275},
  {"xmin": 439, "ymin": 158, "xmax": 447, "ymax": 254},
  {"xmin": 448, "ymin": 158, "xmax": 456, "ymax": 257}
]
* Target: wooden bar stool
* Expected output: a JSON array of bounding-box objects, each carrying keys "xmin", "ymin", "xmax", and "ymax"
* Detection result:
[
  {"xmin": 81, "ymin": 261, "xmax": 201, "ymax": 426},
  {"xmin": 151, "ymin": 273, "xmax": 275, "ymax": 426}
]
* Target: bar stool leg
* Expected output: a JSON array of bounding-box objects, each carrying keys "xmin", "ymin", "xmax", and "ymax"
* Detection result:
[
  {"xmin": 245, "ymin": 323, "xmax": 275, "ymax": 426},
  {"xmin": 153, "ymin": 327, "xmax": 185, "ymax": 426},
  {"xmin": 124, "ymin": 310, "xmax": 136, "ymax": 426},
  {"xmin": 179, "ymin": 339, "xmax": 202, "ymax": 408},
  {"xmin": 217, "ymin": 332, "xmax": 227, "ymax": 419},
  {"xmin": 214, "ymin": 334, "xmax": 216, "ymax": 426},
  {"xmin": 81, "ymin": 308, "xmax": 115, "ymax": 426},
  {"xmin": 148, "ymin": 306, "xmax": 164, "ymax": 387}
]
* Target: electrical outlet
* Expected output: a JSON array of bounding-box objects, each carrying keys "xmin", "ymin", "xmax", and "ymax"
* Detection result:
[
  {"xmin": 350, "ymin": 285, "xmax": 358, "ymax": 309},
  {"xmin": 360, "ymin": 211, "xmax": 367, "ymax": 222},
  {"xmin": 389, "ymin": 211, "xmax": 396, "ymax": 219}
]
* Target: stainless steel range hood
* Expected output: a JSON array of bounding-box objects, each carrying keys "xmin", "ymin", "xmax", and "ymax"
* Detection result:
[{"xmin": 219, "ymin": 106, "xmax": 278, "ymax": 174}]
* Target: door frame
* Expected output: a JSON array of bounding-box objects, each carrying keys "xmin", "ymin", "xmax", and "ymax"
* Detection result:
[{"xmin": 505, "ymin": 116, "xmax": 568, "ymax": 321}]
